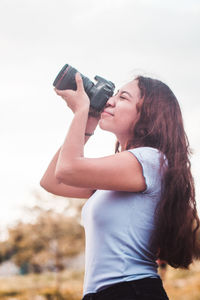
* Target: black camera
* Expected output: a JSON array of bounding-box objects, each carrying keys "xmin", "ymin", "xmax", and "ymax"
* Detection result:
[{"xmin": 53, "ymin": 64, "xmax": 115, "ymax": 112}]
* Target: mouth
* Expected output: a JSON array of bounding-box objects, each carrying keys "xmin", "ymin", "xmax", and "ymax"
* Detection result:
[{"xmin": 101, "ymin": 110, "xmax": 114, "ymax": 117}]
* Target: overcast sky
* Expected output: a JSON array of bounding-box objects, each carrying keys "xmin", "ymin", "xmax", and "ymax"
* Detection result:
[{"xmin": 0, "ymin": 0, "xmax": 200, "ymax": 232}]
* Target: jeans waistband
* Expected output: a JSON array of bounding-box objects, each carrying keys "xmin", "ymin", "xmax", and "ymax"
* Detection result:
[{"xmin": 82, "ymin": 277, "xmax": 164, "ymax": 300}]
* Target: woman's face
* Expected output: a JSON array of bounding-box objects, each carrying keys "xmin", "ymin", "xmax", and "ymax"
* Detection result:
[{"xmin": 99, "ymin": 79, "xmax": 142, "ymax": 143}]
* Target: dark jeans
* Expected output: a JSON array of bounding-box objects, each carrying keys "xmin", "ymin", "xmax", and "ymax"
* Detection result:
[{"xmin": 82, "ymin": 277, "xmax": 169, "ymax": 300}]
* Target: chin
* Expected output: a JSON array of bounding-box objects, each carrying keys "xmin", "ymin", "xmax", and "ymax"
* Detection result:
[
  {"xmin": 99, "ymin": 119, "xmax": 105, "ymax": 129},
  {"xmin": 99, "ymin": 119, "xmax": 112, "ymax": 132}
]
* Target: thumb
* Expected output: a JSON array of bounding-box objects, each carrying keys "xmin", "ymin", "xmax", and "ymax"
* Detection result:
[{"xmin": 75, "ymin": 72, "xmax": 84, "ymax": 92}]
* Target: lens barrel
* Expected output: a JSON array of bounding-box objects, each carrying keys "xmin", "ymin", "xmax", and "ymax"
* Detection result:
[{"xmin": 53, "ymin": 64, "xmax": 94, "ymax": 97}]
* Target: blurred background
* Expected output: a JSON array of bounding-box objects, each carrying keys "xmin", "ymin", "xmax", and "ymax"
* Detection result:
[{"xmin": 0, "ymin": 0, "xmax": 200, "ymax": 299}]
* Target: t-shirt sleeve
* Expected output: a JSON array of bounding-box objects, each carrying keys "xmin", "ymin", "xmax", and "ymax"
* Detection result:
[{"xmin": 127, "ymin": 147, "xmax": 166, "ymax": 194}]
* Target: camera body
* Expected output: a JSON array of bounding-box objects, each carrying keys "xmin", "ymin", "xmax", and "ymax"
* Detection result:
[{"xmin": 53, "ymin": 64, "xmax": 115, "ymax": 112}]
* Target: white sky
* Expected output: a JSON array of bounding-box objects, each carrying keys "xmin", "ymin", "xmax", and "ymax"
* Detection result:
[{"xmin": 0, "ymin": 0, "xmax": 200, "ymax": 231}]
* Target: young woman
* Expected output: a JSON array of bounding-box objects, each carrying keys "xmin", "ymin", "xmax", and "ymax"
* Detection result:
[{"xmin": 40, "ymin": 73, "xmax": 200, "ymax": 300}]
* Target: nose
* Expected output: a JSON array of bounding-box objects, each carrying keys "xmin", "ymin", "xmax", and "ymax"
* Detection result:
[{"xmin": 106, "ymin": 95, "xmax": 116, "ymax": 107}]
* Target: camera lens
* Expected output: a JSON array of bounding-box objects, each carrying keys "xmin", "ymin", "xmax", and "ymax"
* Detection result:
[
  {"xmin": 53, "ymin": 64, "xmax": 115, "ymax": 112},
  {"xmin": 53, "ymin": 64, "xmax": 94, "ymax": 97}
]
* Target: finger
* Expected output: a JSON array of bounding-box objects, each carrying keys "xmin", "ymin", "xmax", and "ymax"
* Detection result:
[{"xmin": 75, "ymin": 72, "xmax": 84, "ymax": 92}]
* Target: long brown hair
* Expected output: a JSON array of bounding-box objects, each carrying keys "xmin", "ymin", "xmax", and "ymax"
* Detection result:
[{"xmin": 117, "ymin": 76, "xmax": 200, "ymax": 269}]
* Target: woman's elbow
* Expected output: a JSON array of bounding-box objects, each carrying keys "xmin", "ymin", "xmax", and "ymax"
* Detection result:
[
  {"xmin": 40, "ymin": 175, "xmax": 46, "ymax": 188},
  {"xmin": 39, "ymin": 179, "xmax": 58, "ymax": 195},
  {"xmin": 39, "ymin": 178, "xmax": 49, "ymax": 192}
]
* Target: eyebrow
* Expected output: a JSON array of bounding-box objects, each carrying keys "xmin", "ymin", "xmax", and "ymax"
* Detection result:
[{"xmin": 121, "ymin": 90, "xmax": 133, "ymax": 98}]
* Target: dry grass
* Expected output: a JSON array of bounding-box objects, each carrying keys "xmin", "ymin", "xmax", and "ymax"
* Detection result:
[
  {"xmin": 162, "ymin": 261, "xmax": 200, "ymax": 300},
  {"xmin": 0, "ymin": 270, "xmax": 84, "ymax": 300},
  {"xmin": 0, "ymin": 262, "xmax": 199, "ymax": 299}
]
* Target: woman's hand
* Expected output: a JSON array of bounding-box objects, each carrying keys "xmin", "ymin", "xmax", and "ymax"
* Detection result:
[{"xmin": 54, "ymin": 72, "xmax": 90, "ymax": 114}]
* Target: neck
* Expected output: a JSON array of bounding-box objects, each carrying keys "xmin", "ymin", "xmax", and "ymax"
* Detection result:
[{"xmin": 117, "ymin": 135, "xmax": 129, "ymax": 152}]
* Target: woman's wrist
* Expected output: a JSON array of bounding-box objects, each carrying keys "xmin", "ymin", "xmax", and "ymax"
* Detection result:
[
  {"xmin": 85, "ymin": 132, "xmax": 94, "ymax": 136},
  {"xmin": 74, "ymin": 103, "xmax": 90, "ymax": 116}
]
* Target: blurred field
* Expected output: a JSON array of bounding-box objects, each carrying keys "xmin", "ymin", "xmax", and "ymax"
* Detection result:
[
  {"xmin": 0, "ymin": 269, "xmax": 84, "ymax": 300},
  {"xmin": 163, "ymin": 261, "xmax": 200, "ymax": 300},
  {"xmin": 0, "ymin": 261, "xmax": 200, "ymax": 300}
]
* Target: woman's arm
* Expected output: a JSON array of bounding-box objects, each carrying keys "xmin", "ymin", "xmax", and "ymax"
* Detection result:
[
  {"xmin": 40, "ymin": 147, "xmax": 94, "ymax": 198},
  {"xmin": 55, "ymin": 147, "xmax": 146, "ymax": 193},
  {"xmin": 54, "ymin": 73, "xmax": 146, "ymax": 193},
  {"xmin": 40, "ymin": 110, "xmax": 99, "ymax": 198}
]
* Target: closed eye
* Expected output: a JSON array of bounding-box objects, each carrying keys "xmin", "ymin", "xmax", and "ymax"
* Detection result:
[{"xmin": 120, "ymin": 96, "xmax": 127, "ymax": 100}]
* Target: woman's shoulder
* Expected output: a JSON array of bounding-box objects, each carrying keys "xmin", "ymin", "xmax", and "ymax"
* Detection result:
[
  {"xmin": 127, "ymin": 146, "xmax": 167, "ymax": 168},
  {"xmin": 127, "ymin": 147, "xmax": 167, "ymax": 194},
  {"xmin": 128, "ymin": 146, "xmax": 163, "ymax": 157}
]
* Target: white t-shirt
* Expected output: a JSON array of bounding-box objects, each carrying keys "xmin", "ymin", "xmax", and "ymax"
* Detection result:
[{"xmin": 81, "ymin": 147, "xmax": 167, "ymax": 296}]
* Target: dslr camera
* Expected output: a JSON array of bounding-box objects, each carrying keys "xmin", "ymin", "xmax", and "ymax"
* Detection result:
[{"xmin": 53, "ymin": 64, "xmax": 115, "ymax": 112}]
